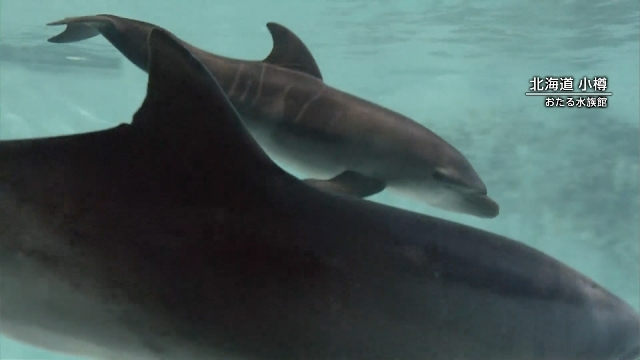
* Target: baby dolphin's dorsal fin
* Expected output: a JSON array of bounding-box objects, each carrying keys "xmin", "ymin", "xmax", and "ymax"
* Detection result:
[
  {"xmin": 132, "ymin": 28, "xmax": 284, "ymax": 198},
  {"xmin": 263, "ymin": 22, "xmax": 323, "ymax": 80}
]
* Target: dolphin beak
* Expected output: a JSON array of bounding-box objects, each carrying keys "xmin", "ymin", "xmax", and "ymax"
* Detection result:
[{"xmin": 462, "ymin": 193, "xmax": 500, "ymax": 218}]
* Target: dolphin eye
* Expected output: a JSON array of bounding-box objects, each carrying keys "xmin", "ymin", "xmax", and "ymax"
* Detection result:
[
  {"xmin": 433, "ymin": 168, "xmax": 462, "ymax": 186},
  {"xmin": 432, "ymin": 168, "xmax": 449, "ymax": 182}
]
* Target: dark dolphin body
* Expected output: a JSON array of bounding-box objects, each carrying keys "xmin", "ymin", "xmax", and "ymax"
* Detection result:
[
  {"xmin": 46, "ymin": 14, "xmax": 500, "ymax": 219},
  {"xmin": 1, "ymin": 28, "xmax": 638, "ymax": 360}
]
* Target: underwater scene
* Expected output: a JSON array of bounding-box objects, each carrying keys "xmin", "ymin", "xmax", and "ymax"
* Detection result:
[{"xmin": 0, "ymin": 0, "xmax": 638, "ymax": 359}]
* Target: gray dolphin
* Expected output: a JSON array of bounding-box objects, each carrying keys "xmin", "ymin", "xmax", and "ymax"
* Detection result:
[
  {"xmin": 1, "ymin": 28, "xmax": 638, "ymax": 360},
  {"xmin": 46, "ymin": 14, "xmax": 500, "ymax": 219}
]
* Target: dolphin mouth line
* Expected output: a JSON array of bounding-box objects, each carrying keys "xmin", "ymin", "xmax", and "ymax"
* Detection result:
[
  {"xmin": 437, "ymin": 182, "xmax": 487, "ymax": 197},
  {"xmin": 465, "ymin": 192, "xmax": 494, "ymax": 204},
  {"xmin": 469, "ymin": 188, "xmax": 488, "ymax": 196},
  {"xmin": 453, "ymin": 185, "xmax": 488, "ymax": 197}
]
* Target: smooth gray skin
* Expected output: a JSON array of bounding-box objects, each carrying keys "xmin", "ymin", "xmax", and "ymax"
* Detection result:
[
  {"xmin": 46, "ymin": 14, "xmax": 500, "ymax": 219},
  {"xmin": 0, "ymin": 28, "xmax": 638, "ymax": 360}
]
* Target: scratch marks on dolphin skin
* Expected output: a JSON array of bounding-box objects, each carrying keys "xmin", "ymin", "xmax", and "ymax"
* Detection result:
[
  {"xmin": 251, "ymin": 63, "xmax": 266, "ymax": 107},
  {"xmin": 240, "ymin": 79, "xmax": 253, "ymax": 103},
  {"xmin": 228, "ymin": 64, "xmax": 244, "ymax": 98},
  {"xmin": 294, "ymin": 86, "xmax": 326, "ymax": 124},
  {"xmin": 282, "ymin": 85, "xmax": 293, "ymax": 99},
  {"xmin": 275, "ymin": 85, "xmax": 294, "ymax": 117}
]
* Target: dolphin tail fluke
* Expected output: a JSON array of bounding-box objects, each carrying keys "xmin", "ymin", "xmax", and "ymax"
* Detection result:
[
  {"xmin": 47, "ymin": 16, "xmax": 114, "ymax": 43},
  {"xmin": 304, "ymin": 170, "xmax": 386, "ymax": 198}
]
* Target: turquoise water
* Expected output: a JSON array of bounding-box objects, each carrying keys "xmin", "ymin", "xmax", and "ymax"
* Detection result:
[{"xmin": 0, "ymin": 0, "xmax": 638, "ymax": 359}]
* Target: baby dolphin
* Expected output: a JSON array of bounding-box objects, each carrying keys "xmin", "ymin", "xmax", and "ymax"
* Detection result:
[
  {"xmin": 47, "ymin": 14, "xmax": 500, "ymax": 218},
  {"xmin": 1, "ymin": 28, "xmax": 638, "ymax": 360}
]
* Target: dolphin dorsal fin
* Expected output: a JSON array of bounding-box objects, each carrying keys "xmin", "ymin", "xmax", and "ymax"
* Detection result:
[
  {"xmin": 132, "ymin": 28, "xmax": 284, "ymax": 198},
  {"xmin": 262, "ymin": 22, "xmax": 323, "ymax": 80}
]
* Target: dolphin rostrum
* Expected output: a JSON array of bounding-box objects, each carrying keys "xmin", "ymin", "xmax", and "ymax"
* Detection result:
[
  {"xmin": 46, "ymin": 14, "xmax": 500, "ymax": 219},
  {"xmin": 1, "ymin": 28, "xmax": 638, "ymax": 360}
]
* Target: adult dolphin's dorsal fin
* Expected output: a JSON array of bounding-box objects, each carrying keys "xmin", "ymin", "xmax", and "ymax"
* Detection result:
[
  {"xmin": 133, "ymin": 28, "xmax": 284, "ymax": 190},
  {"xmin": 263, "ymin": 22, "xmax": 323, "ymax": 80}
]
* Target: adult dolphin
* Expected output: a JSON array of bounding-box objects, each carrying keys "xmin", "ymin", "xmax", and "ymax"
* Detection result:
[
  {"xmin": 1, "ymin": 28, "xmax": 638, "ymax": 360},
  {"xmin": 46, "ymin": 14, "xmax": 500, "ymax": 219}
]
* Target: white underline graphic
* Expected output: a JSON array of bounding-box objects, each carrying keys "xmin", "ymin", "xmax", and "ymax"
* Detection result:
[{"xmin": 525, "ymin": 92, "xmax": 612, "ymax": 96}]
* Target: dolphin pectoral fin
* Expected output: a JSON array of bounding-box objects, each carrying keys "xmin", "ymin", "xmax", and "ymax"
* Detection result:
[
  {"xmin": 304, "ymin": 171, "xmax": 386, "ymax": 198},
  {"xmin": 263, "ymin": 22, "xmax": 323, "ymax": 80},
  {"xmin": 47, "ymin": 16, "xmax": 114, "ymax": 43}
]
